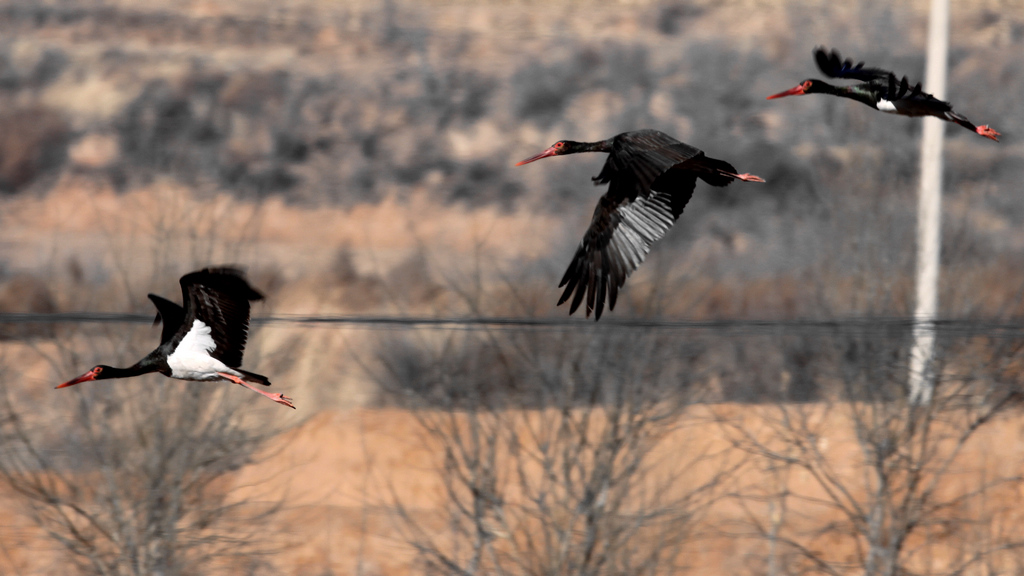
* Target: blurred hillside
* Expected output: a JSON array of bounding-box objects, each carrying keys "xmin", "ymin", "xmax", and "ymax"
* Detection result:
[
  {"xmin": 0, "ymin": 0, "xmax": 1020, "ymax": 400},
  {"xmin": 0, "ymin": 0, "xmax": 1021, "ymax": 318}
]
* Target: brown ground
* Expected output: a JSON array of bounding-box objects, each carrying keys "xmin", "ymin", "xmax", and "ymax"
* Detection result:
[
  {"xmin": 5, "ymin": 404, "xmax": 1022, "ymax": 575},
  {"xmin": 218, "ymin": 404, "xmax": 1024, "ymax": 575}
]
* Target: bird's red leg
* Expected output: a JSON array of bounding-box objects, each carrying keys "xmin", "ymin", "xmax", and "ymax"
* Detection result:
[
  {"xmin": 976, "ymin": 125, "xmax": 1000, "ymax": 142},
  {"xmin": 734, "ymin": 173, "xmax": 766, "ymax": 182},
  {"xmin": 720, "ymin": 170, "xmax": 766, "ymax": 183},
  {"xmin": 217, "ymin": 372, "xmax": 296, "ymax": 409}
]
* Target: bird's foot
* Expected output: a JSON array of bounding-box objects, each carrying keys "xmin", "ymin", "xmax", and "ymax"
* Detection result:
[
  {"xmin": 977, "ymin": 125, "xmax": 1000, "ymax": 142},
  {"xmin": 219, "ymin": 372, "xmax": 296, "ymax": 409},
  {"xmin": 735, "ymin": 173, "xmax": 766, "ymax": 183},
  {"xmin": 268, "ymin": 392, "xmax": 296, "ymax": 409}
]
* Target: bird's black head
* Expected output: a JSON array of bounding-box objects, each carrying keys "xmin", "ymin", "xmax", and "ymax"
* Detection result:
[
  {"xmin": 515, "ymin": 140, "xmax": 584, "ymax": 166},
  {"xmin": 56, "ymin": 365, "xmax": 114, "ymax": 389},
  {"xmin": 767, "ymin": 79, "xmax": 830, "ymax": 99}
]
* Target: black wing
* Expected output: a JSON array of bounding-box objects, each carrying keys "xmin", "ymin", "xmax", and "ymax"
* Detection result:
[
  {"xmin": 559, "ymin": 131, "xmax": 711, "ymax": 320},
  {"xmin": 814, "ymin": 47, "xmax": 891, "ymax": 82},
  {"xmin": 890, "ymin": 75, "xmax": 946, "ymax": 106},
  {"xmin": 592, "ymin": 130, "xmax": 703, "ymax": 202},
  {"xmin": 148, "ymin": 294, "xmax": 185, "ymax": 345},
  {"xmin": 883, "ymin": 74, "xmax": 913, "ymax": 101},
  {"xmin": 179, "ymin": 267, "xmax": 264, "ymax": 368},
  {"xmin": 875, "ymin": 73, "xmax": 953, "ymax": 116}
]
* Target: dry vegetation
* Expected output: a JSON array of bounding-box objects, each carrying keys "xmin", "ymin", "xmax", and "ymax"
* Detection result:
[{"xmin": 1, "ymin": 0, "xmax": 1024, "ymax": 574}]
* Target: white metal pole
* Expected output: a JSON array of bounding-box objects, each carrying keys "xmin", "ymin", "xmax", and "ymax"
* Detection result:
[{"xmin": 908, "ymin": 0, "xmax": 950, "ymax": 405}]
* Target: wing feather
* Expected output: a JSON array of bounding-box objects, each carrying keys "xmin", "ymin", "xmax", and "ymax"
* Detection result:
[
  {"xmin": 148, "ymin": 294, "xmax": 185, "ymax": 345},
  {"xmin": 179, "ymin": 267, "xmax": 264, "ymax": 368},
  {"xmin": 814, "ymin": 47, "xmax": 891, "ymax": 82},
  {"xmin": 559, "ymin": 183, "xmax": 690, "ymax": 320}
]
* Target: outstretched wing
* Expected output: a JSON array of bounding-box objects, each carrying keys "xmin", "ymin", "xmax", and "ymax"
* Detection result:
[
  {"xmin": 179, "ymin": 267, "xmax": 264, "ymax": 368},
  {"xmin": 815, "ymin": 47, "xmax": 891, "ymax": 82},
  {"xmin": 559, "ymin": 149, "xmax": 704, "ymax": 320},
  {"xmin": 147, "ymin": 294, "xmax": 185, "ymax": 345}
]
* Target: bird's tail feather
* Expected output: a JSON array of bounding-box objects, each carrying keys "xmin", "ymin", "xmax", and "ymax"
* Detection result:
[{"xmin": 237, "ymin": 369, "xmax": 271, "ymax": 386}]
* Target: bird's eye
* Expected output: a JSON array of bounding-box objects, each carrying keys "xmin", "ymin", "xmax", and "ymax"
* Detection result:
[
  {"xmin": 554, "ymin": 142, "xmax": 564, "ymax": 149},
  {"xmin": 94, "ymin": 366, "xmax": 103, "ymax": 374},
  {"xmin": 803, "ymin": 80, "xmax": 813, "ymax": 89}
]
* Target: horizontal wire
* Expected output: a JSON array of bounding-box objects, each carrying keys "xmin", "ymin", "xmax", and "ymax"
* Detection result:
[{"xmin": 1, "ymin": 312, "xmax": 1023, "ymax": 336}]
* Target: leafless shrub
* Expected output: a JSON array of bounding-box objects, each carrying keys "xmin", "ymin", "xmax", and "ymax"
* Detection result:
[
  {"xmin": 0, "ymin": 330, "xmax": 287, "ymax": 576},
  {"xmin": 0, "ymin": 105, "xmax": 70, "ymax": 193},
  {"xmin": 0, "ymin": 155, "xmax": 295, "ymax": 574},
  {"xmin": 716, "ymin": 326, "xmax": 1024, "ymax": 576},
  {"xmin": 0, "ymin": 273, "xmax": 58, "ymax": 340},
  {"xmin": 369, "ymin": 280, "xmax": 736, "ymax": 574}
]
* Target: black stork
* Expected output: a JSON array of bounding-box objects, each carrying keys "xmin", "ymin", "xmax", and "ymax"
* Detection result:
[
  {"xmin": 516, "ymin": 129, "xmax": 765, "ymax": 320},
  {"xmin": 767, "ymin": 47, "xmax": 1000, "ymax": 141},
  {"xmin": 57, "ymin": 267, "xmax": 295, "ymax": 409}
]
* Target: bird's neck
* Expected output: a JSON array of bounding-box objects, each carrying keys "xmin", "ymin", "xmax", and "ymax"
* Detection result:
[
  {"xmin": 570, "ymin": 139, "xmax": 614, "ymax": 154},
  {"xmin": 104, "ymin": 362, "xmax": 160, "ymax": 380},
  {"xmin": 835, "ymin": 84, "xmax": 879, "ymax": 107},
  {"xmin": 811, "ymin": 81, "xmax": 842, "ymax": 97}
]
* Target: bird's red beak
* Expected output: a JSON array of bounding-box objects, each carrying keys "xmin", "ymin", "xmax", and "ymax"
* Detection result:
[
  {"xmin": 767, "ymin": 85, "xmax": 806, "ymax": 100},
  {"xmin": 515, "ymin": 146, "xmax": 559, "ymax": 166},
  {"xmin": 56, "ymin": 367, "xmax": 100, "ymax": 389}
]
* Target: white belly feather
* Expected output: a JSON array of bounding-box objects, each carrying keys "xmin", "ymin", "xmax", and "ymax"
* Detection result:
[
  {"xmin": 166, "ymin": 319, "xmax": 237, "ymax": 380},
  {"xmin": 876, "ymin": 99, "xmax": 898, "ymax": 114}
]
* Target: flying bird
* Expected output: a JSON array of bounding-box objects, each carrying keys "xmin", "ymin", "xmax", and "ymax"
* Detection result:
[
  {"xmin": 516, "ymin": 129, "xmax": 765, "ymax": 320},
  {"xmin": 57, "ymin": 267, "xmax": 294, "ymax": 409},
  {"xmin": 767, "ymin": 47, "xmax": 1000, "ymax": 141}
]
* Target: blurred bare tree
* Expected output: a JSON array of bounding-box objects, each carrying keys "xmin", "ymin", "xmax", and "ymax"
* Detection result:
[
  {"xmin": 717, "ymin": 327, "xmax": 1024, "ymax": 576},
  {"xmin": 367, "ymin": 250, "xmax": 741, "ymax": 575},
  {"xmin": 0, "ymin": 177, "xmax": 291, "ymax": 574},
  {"xmin": 0, "ymin": 350, "xmax": 285, "ymax": 576}
]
